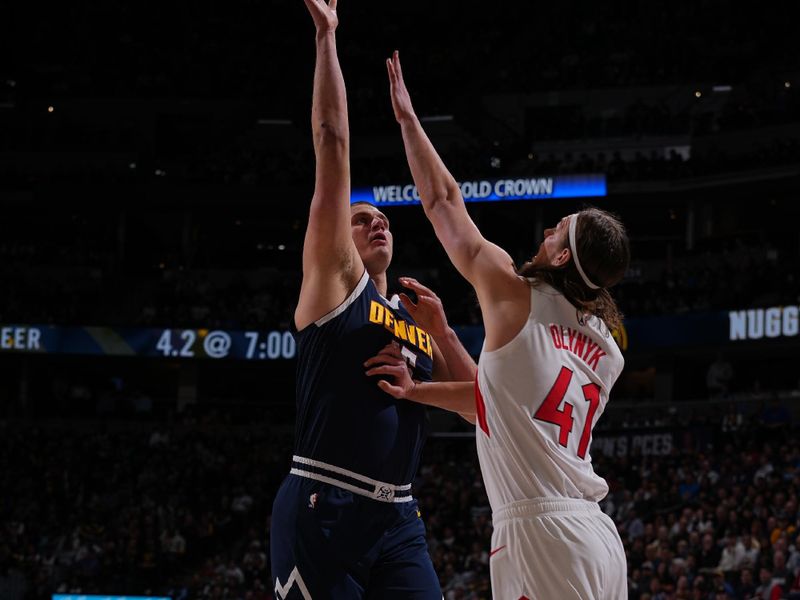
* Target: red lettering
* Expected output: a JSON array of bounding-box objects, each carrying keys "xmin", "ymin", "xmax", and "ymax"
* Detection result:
[
  {"xmin": 567, "ymin": 328, "xmax": 577, "ymax": 353},
  {"xmin": 549, "ymin": 325, "xmax": 562, "ymax": 349},
  {"xmin": 587, "ymin": 347, "xmax": 606, "ymax": 371},
  {"xmin": 560, "ymin": 326, "xmax": 568, "ymax": 350},
  {"xmin": 573, "ymin": 333, "xmax": 586, "ymax": 358}
]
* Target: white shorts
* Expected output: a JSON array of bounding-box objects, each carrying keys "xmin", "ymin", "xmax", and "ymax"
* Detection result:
[{"xmin": 489, "ymin": 497, "xmax": 627, "ymax": 600}]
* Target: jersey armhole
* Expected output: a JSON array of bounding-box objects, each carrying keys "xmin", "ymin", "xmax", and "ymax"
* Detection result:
[{"xmin": 312, "ymin": 270, "xmax": 370, "ymax": 327}]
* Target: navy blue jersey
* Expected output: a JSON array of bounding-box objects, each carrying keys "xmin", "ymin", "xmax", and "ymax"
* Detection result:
[{"xmin": 292, "ymin": 272, "xmax": 434, "ymax": 485}]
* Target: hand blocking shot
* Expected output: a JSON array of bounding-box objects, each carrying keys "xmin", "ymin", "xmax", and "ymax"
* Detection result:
[{"xmin": 382, "ymin": 50, "xmax": 632, "ymax": 599}]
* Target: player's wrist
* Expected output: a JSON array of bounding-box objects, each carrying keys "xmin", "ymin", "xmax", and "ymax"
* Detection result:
[
  {"xmin": 437, "ymin": 326, "xmax": 457, "ymax": 343},
  {"xmin": 397, "ymin": 113, "xmax": 419, "ymax": 127},
  {"xmin": 315, "ymin": 28, "xmax": 337, "ymax": 42}
]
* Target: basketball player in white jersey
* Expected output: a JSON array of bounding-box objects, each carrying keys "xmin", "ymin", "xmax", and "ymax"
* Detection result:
[{"xmin": 365, "ymin": 52, "xmax": 631, "ymax": 599}]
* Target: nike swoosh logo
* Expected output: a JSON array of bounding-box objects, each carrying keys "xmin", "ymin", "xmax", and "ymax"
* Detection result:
[{"xmin": 489, "ymin": 545, "xmax": 506, "ymax": 557}]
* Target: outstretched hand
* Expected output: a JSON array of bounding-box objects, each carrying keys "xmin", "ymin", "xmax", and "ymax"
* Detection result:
[
  {"xmin": 386, "ymin": 50, "xmax": 416, "ymax": 123},
  {"xmin": 303, "ymin": 0, "xmax": 338, "ymax": 33},
  {"xmin": 397, "ymin": 277, "xmax": 449, "ymax": 338},
  {"xmin": 364, "ymin": 341, "xmax": 417, "ymax": 399}
]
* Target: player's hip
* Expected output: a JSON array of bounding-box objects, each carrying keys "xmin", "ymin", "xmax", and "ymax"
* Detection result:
[
  {"xmin": 271, "ymin": 457, "xmax": 420, "ymax": 538},
  {"xmin": 489, "ymin": 498, "xmax": 626, "ymax": 599},
  {"xmin": 490, "ymin": 497, "xmax": 623, "ymax": 561},
  {"xmin": 270, "ymin": 473, "xmax": 434, "ymax": 599}
]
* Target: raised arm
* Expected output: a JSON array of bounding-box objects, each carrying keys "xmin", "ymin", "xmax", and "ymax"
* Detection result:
[
  {"xmin": 295, "ymin": 0, "xmax": 363, "ymax": 330},
  {"xmin": 386, "ymin": 51, "xmax": 518, "ymax": 299}
]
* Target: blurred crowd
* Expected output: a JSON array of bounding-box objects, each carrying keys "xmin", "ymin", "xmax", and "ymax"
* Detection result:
[
  {"xmin": 2, "ymin": 238, "xmax": 798, "ymax": 330},
  {"xmin": 1, "ymin": 404, "xmax": 798, "ymax": 599},
  {"xmin": 0, "ymin": 414, "xmax": 289, "ymax": 599},
  {"xmin": 615, "ymin": 241, "xmax": 799, "ymax": 318}
]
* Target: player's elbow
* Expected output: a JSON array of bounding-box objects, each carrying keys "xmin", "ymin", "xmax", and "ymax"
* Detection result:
[
  {"xmin": 422, "ymin": 187, "xmax": 450, "ymax": 212},
  {"xmin": 313, "ymin": 121, "xmax": 348, "ymax": 150},
  {"xmin": 423, "ymin": 181, "xmax": 461, "ymax": 212}
]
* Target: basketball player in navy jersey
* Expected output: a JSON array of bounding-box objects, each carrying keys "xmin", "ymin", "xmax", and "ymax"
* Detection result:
[{"xmin": 269, "ymin": 2, "xmax": 477, "ymax": 598}]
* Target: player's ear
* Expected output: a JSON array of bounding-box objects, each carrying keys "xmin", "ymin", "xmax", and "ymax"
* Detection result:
[{"xmin": 552, "ymin": 247, "xmax": 571, "ymax": 268}]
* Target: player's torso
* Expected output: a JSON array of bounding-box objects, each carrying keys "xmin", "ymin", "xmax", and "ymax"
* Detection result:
[
  {"xmin": 475, "ymin": 283, "xmax": 623, "ymax": 509},
  {"xmin": 293, "ymin": 272, "xmax": 434, "ymax": 485}
]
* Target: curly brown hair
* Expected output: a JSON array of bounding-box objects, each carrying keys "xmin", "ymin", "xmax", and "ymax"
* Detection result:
[{"xmin": 517, "ymin": 207, "xmax": 630, "ymax": 331}]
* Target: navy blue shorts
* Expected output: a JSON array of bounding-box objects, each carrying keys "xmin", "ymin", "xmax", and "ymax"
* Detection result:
[{"xmin": 270, "ymin": 474, "xmax": 441, "ymax": 599}]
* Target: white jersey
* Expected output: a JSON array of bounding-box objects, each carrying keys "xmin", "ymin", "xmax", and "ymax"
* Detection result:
[{"xmin": 475, "ymin": 282, "xmax": 624, "ymax": 511}]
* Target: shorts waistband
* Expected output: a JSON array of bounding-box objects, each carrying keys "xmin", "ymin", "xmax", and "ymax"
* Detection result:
[
  {"xmin": 493, "ymin": 497, "xmax": 601, "ymax": 524},
  {"xmin": 289, "ymin": 455, "xmax": 413, "ymax": 504}
]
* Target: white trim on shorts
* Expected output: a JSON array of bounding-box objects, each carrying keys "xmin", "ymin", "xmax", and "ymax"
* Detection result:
[{"xmin": 493, "ymin": 497, "xmax": 601, "ymax": 525}]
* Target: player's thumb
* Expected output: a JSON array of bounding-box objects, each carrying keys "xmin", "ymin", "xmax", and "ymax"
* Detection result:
[
  {"xmin": 377, "ymin": 380, "xmax": 399, "ymax": 398},
  {"xmin": 398, "ymin": 293, "xmax": 416, "ymax": 312}
]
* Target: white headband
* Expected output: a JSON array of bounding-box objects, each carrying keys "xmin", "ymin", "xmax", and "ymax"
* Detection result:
[{"xmin": 568, "ymin": 214, "xmax": 600, "ymax": 290}]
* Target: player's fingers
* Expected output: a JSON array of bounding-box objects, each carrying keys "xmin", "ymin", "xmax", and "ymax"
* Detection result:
[
  {"xmin": 378, "ymin": 340, "xmax": 401, "ymax": 353},
  {"xmin": 363, "ymin": 357, "xmax": 383, "ymax": 369},
  {"xmin": 328, "ymin": 0, "xmax": 337, "ymax": 11},
  {"xmin": 377, "ymin": 380, "xmax": 404, "ymax": 398},
  {"xmin": 366, "ymin": 346, "xmax": 404, "ymax": 363},
  {"xmin": 399, "ymin": 277, "xmax": 436, "ymax": 298},
  {"xmin": 365, "ymin": 364, "xmax": 404, "ymax": 377},
  {"xmin": 364, "ymin": 354, "xmax": 402, "ymax": 368},
  {"xmin": 394, "ymin": 50, "xmax": 403, "ymax": 79},
  {"xmin": 379, "ymin": 342, "xmax": 404, "ymax": 359},
  {"xmin": 365, "ymin": 365, "xmax": 391, "ymax": 377},
  {"xmin": 417, "ymin": 296, "xmax": 442, "ymax": 310},
  {"xmin": 398, "ymin": 293, "xmax": 417, "ymax": 313},
  {"xmin": 387, "ymin": 59, "xmax": 395, "ymax": 83}
]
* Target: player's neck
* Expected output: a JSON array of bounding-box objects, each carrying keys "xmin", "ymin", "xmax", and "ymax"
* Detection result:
[{"xmin": 370, "ymin": 271, "xmax": 388, "ymax": 297}]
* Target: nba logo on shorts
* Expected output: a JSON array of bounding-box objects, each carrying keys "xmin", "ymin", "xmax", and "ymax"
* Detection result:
[{"xmin": 375, "ymin": 485, "xmax": 394, "ymax": 501}]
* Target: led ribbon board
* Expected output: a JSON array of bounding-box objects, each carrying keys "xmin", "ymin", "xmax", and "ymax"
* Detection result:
[
  {"xmin": 351, "ymin": 174, "xmax": 606, "ymax": 206},
  {"xmin": 1, "ymin": 325, "xmax": 296, "ymax": 361},
  {"xmin": 5, "ymin": 306, "xmax": 782, "ymax": 362}
]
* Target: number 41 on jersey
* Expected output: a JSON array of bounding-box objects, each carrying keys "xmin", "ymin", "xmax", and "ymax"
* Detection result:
[{"xmin": 533, "ymin": 366, "xmax": 600, "ymax": 460}]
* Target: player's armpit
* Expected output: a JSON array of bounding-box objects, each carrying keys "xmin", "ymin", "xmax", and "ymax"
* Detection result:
[{"xmin": 295, "ymin": 255, "xmax": 363, "ymax": 331}]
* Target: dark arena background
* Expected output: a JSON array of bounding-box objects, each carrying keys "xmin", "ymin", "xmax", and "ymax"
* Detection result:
[{"xmin": 2, "ymin": 1, "xmax": 800, "ymax": 598}]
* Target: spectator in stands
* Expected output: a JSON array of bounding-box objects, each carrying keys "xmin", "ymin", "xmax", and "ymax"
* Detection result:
[
  {"xmin": 756, "ymin": 565, "xmax": 784, "ymax": 599},
  {"xmin": 707, "ymin": 353, "xmax": 734, "ymax": 399},
  {"xmin": 718, "ymin": 533, "xmax": 746, "ymax": 573}
]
